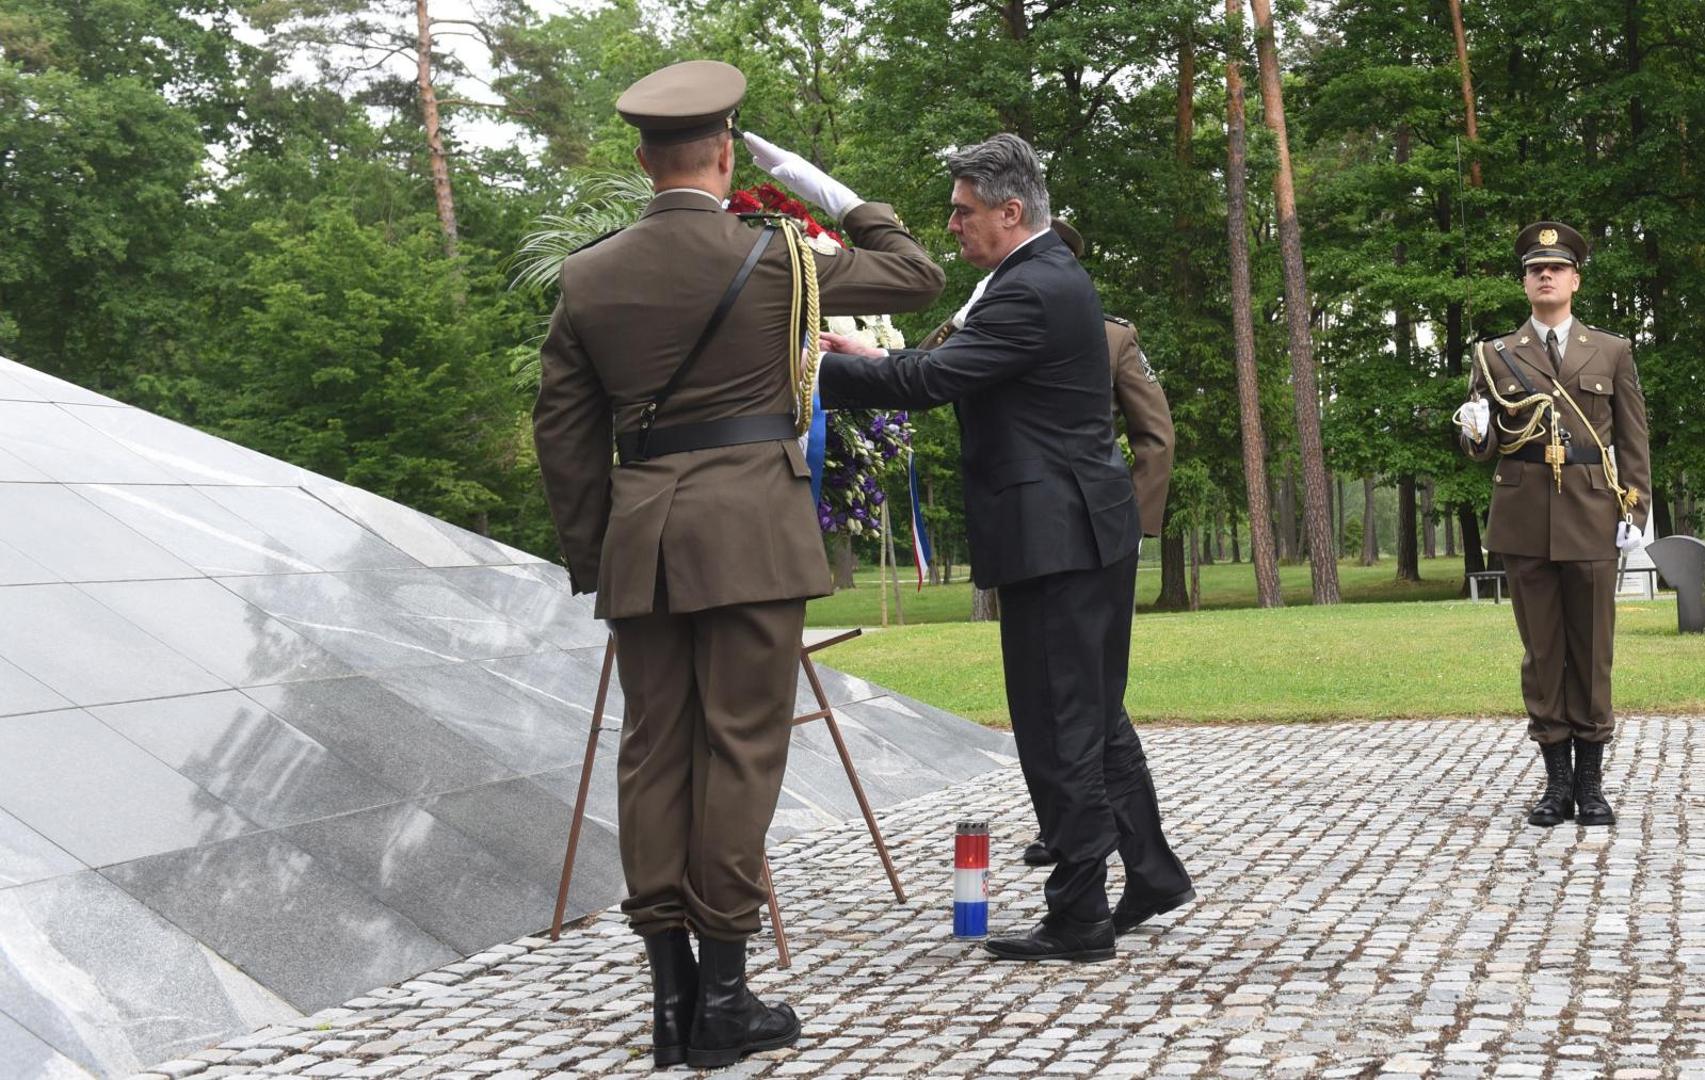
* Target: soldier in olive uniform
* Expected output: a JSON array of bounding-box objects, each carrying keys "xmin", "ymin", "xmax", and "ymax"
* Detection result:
[
  {"xmin": 920, "ymin": 218, "xmax": 1190, "ymax": 922},
  {"xmin": 533, "ymin": 60, "xmax": 942, "ymax": 1068},
  {"xmin": 1458, "ymin": 221, "xmax": 1650, "ymax": 830}
]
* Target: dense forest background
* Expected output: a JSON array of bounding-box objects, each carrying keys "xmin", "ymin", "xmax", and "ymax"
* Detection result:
[{"xmin": 3, "ymin": 0, "xmax": 1701, "ymax": 607}]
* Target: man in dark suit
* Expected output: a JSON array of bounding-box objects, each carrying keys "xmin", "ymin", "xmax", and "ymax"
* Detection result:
[{"xmin": 819, "ymin": 134, "xmax": 1194, "ymax": 962}]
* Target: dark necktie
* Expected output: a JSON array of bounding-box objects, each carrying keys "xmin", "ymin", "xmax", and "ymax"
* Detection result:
[{"xmin": 1544, "ymin": 328, "xmax": 1562, "ymax": 377}]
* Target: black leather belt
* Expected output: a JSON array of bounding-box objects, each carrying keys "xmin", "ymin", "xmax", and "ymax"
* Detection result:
[
  {"xmin": 616, "ymin": 412, "xmax": 796, "ymax": 465},
  {"xmin": 1509, "ymin": 443, "xmax": 1605, "ymax": 466}
]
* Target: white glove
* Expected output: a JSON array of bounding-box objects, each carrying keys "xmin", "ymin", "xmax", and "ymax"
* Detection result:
[
  {"xmin": 1615, "ymin": 520, "xmax": 1644, "ymax": 553},
  {"xmin": 742, "ymin": 131, "xmax": 863, "ymax": 220},
  {"xmin": 1459, "ymin": 399, "xmax": 1490, "ymax": 443},
  {"xmin": 951, "ymin": 274, "xmax": 992, "ymax": 329}
]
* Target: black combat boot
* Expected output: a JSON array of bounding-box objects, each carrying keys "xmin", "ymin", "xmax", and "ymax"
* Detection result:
[
  {"xmin": 686, "ymin": 936, "xmax": 801, "ymax": 1069},
  {"xmin": 1527, "ymin": 741, "xmax": 1575, "ymax": 827},
  {"xmin": 642, "ymin": 929, "xmax": 697, "ymax": 1067},
  {"xmin": 1573, "ymin": 738, "xmax": 1616, "ymax": 827}
]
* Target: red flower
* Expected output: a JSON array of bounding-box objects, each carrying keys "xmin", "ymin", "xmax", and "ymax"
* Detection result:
[{"xmin": 726, "ymin": 183, "xmax": 847, "ymax": 248}]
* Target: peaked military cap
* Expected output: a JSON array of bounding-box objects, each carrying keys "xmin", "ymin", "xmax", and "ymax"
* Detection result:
[
  {"xmin": 617, "ymin": 60, "xmax": 745, "ymax": 145},
  {"xmin": 1050, "ymin": 216, "xmax": 1084, "ymax": 259},
  {"xmin": 1516, "ymin": 221, "xmax": 1587, "ymax": 269}
]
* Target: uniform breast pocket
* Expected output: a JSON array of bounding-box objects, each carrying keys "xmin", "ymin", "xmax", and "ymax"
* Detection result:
[{"xmin": 1576, "ymin": 374, "xmax": 1614, "ymax": 427}]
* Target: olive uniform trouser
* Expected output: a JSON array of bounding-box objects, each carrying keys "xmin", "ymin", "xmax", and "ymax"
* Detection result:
[
  {"xmin": 1502, "ymin": 553, "xmax": 1618, "ymax": 745},
  {"xmin": 611, "ymin": 575, "xmax": 806, "ymax": 941}
]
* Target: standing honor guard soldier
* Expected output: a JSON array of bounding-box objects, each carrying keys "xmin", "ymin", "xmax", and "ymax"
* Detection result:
[
  {"xmin": 532, "ymin": 60, "xmax": 942, "ymax": 1068},
  {"xmin": 1457, "ymin": 221, "xmax": 1651, "ymax": 830}
]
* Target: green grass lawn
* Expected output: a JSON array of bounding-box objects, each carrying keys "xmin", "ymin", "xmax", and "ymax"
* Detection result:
[
  {"xmin": 809, "ymin": 555, "xmax": 1469, "ymax": 627},
  {"xmin": 813, "ymin": 597, "xmax": 1705, "ymax": 727}
]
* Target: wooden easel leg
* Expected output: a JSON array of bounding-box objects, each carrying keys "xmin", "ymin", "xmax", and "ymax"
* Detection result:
[
  {"xmin": 550, "ymin": 635, "xmax": 616, "ymax": 941},
  {"xmin": 800, "ymin": 651, "xmax": 908, "ymax": 904},
  {"xmin": 763, "ymin": 855, "xmax": 791, "ymax": 969}
]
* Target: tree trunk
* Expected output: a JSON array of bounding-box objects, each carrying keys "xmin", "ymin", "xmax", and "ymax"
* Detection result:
[
  {"xmin": 971, "ymin": 585, "xmax": 999, "ymax": 622},
  {"xmin": 1156, "ymin": 514, "xmax": 1190, "ymax": 610},
  {"xmin": 1396, "ymin": 476, "xmax": 1420, "ymax": 581},
  {"xmin": 1654, "ymin": 487, "xmax": 1672, "ymax": 538},
  {"xmin": 1422, "ymin": 480, "xmax": 1437, "ymax": 559},
  {"xmin": 1279, "ymin": 464, "xmax": 1298, "ymax": 562},
  {"xmin": 1361, "ymin": 477, "xmax": 1379, "ymax": 565},
  {"xmin": 1446, "ymin": 0, "xmax": 1482, "ymax": 187},
  {"xmin": 831, "ymin": 533, "xmax": 855, "ymax": 590},
  {"xmin": 415, "ymin": 0, "xmax": 459, "ymax": 262},
  {"xmin": 1457, "ymin": 504, "xmax": 1485, "ymax": 576},
  {"xmin": 1444, "ymin": 508, "xmax": 1457, "ymax": 557},
  {"xmin": 1188, "ymin": 526, "xmax": 1202, "ymax": 611},
  {"xmin": 1230, "ymin": 505, "xmax": 1243, "ymax": 563},
  {"xmin": 1250, "ymin": 0, "xmax": 1339, "ymax": 604},
  {"xmin": 1336, "ymin": 473, "xmax": 1346, "ymax": 556}
]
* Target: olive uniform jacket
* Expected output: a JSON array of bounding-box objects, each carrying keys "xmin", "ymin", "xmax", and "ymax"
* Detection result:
[
  {"xmin": 1460, "ymin": 323, "xmax": 1651, "ymax": 562},
  {"xmin": 534, "ymin": 193, "xmax": 945, "ymax": 618},
  {"xmin": 919, "ymin": 311, "xmax": 1174, "ymax": 538}
]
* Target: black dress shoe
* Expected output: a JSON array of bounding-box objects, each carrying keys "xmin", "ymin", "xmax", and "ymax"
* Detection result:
[
  {"xmin": 1022, "ymin": 837, "xmax": 1055, "ymax": 866},
  {"xmin": 983, "ymin": 915, "xmax": 1115, "ymax": 962},
  {"xmin": 686, "ymin": 936, "xmax": 801, "ymax": 1069},
  {"xmin": 1112, "ymin": 886, "xmax": 1196, "ymax": 935}
]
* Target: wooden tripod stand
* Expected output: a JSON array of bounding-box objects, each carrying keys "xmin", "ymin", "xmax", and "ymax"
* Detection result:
[{"xmin": 547, "ymin": 628, "xmax": 908, "ymax": 968}]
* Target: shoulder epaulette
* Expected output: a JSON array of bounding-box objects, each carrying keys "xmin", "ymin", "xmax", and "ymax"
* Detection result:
[
  {"xmin": 1104, "ymin": 315, "xmax": 1133, "ymax": 328},
  {"xmin": 1473, "ymin": 330, "xmax": 1513, "ymax": 345},
  {"xmin": 1588, "ymin": 324, "xmax": 1629, "ymax": 340},
  {"xmin": 568, "ymin": 227, "xmax": 624, "ymax": 256}
]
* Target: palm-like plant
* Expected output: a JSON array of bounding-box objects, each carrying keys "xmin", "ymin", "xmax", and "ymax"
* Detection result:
[{"xmin": 509, "ymin": 169, "xmax": 654, "ymax": 391}]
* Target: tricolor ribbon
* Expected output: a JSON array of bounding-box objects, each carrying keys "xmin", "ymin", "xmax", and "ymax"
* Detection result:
[{"xmin": 907, "ymin": 449, "xmax": 932, "ymax": 590}]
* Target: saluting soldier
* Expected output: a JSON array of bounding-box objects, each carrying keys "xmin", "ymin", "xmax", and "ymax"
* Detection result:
[
  {"xmin": 1457, "ymin": 221, "xmax": 1650, "ymax": 830},
  {"xmin": 919, "ymin": 216, "xmax": 1191, "ymax": 921},
  {"xmin": 532, "ymin": 60, "xmax": 942, "ymax": 1069}
]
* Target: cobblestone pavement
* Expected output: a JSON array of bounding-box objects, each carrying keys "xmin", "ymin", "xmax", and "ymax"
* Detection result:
[{"xmin": 134, "ymin": 716, "xmax": 1705, "ymax": 1080}]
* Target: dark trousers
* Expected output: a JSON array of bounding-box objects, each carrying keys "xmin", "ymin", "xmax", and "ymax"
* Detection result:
[
  {"xmin": 1503, "ymin": 554, "xmax": 1617, "ymax": 744},
  {"xmin": 611, "ymin": 577, "xmax": 806, "ymax": 941},
  {"xmin": 997, "ymin": 549, "xmax": 1191, "ymax": 921}
]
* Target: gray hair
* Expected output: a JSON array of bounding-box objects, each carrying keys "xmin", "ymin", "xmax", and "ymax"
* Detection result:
[{"xmin": 946, "ymin": 134, "xmax": 1051, "ymax": 229}]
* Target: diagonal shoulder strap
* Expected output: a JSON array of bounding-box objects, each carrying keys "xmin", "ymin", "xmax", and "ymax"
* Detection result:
[{"xmin": 633, "ymin": 223, "xmax": 778, "ymax": 460}]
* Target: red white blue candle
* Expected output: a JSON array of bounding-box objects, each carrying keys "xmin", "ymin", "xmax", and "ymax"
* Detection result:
[{"xmin": 953, "ymin": 821, "xmax": 989, "ymax": 938}]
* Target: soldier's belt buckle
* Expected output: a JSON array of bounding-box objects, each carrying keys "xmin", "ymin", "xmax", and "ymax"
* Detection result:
[{"xmin": 1544, "ymin": 445, "xmax": 1566, "ymax": 466}]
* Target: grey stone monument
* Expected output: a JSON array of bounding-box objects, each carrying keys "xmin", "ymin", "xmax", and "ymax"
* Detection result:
[
  {"xmin": 0, "ymin": 355, "xmax": 1015, "ymax": 1078},
  {"xmin": 1646, "ymin": 534, "xmax": 1705, "ymax": 633}
]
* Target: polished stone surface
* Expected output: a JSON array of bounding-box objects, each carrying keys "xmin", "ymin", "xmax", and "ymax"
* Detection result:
[
  {"xmin": 0, "ymin": 486, "xmax": 199, "ymax": 584},
  {"xmin": 101, "ymin": 832, "xmax": 457, "ymax": 1012},
  {"xmin": 0, "ymin": 870, "xmax": 298, "ymax": 1076},
  {"xmin": 0, "ymin": 806, "xmax": 82, "ymax": 889},
  {"xmin": 91, "ymin": 692, "xmax": 398, "ymax": 830},
  {"xmin": 0, "ymin": 536, "xmax": 57, "ymax": 587},
  {"xmin": 0, "ymin": 1009, "xmax": 89, "ymax": 1080},
  {"xmin": 60, "ymin": 405, "xmax": 307, "ymax": 488},
  {"xmin": 278, "ymin": 801, "xmax": 559, "ymax": 953},
  {"xmin": 438, "ymin": 565, "xmax": 604, "ymax": 650},
  {"xmin": 79, "ymin": 578, "xmax": 355, "ymax": 689},
  {"xmin": 69, "ymin": 484, "xmax": 321, "ymax": 577},
  {"xmin": 198, "ymin": 486, "xmax": 419, "ymax": 572},
  {"xmin": 339, "ymin": 569, "xmax": 543, "ymax": 661},
  {"xmin": 0, "ymin": 709, "xmax": 256, "ymax": 866},
  {"xmin": 0, "ymin": 586, "xmax": 228, "ymax": 706},
  {"xmin": 0, "ymin": 656, "xmax": 71, "ymax": 718},
  {"xmin": 372, "ymin": 661, "xmax": 586, "ymax": 774},
  {"xmin": 0, "ymin": 401, "xmax": 179, "ymax": 484},
  {"xmin": 242, "ymin": 677, "xmax": 514, "ymax": 798},
  {"xmin": 218, "ymin": 573, "xmax": 469, "ymax": 673}
]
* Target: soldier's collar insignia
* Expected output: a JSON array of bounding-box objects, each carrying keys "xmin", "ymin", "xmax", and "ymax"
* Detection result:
[
  {"xmin": 1519, "ymin": 335, "xmax": 1530, "ymax": 345},
  {"xmin": 1578, "ymin": 334, "xmax": 1588, "ymax": 343},
  {"xmin": 1539, "ymin": 228, "xmax": 1559, "ymax": 245}
]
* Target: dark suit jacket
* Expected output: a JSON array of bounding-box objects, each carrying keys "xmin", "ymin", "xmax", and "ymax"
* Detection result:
[
  {"xmin": 534, "ymin": 195, "xmax": 944, "ymax": 617},
  {"xmin": 819, "ymin": 230, "xmax": 1141, "ymax": 588}
]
